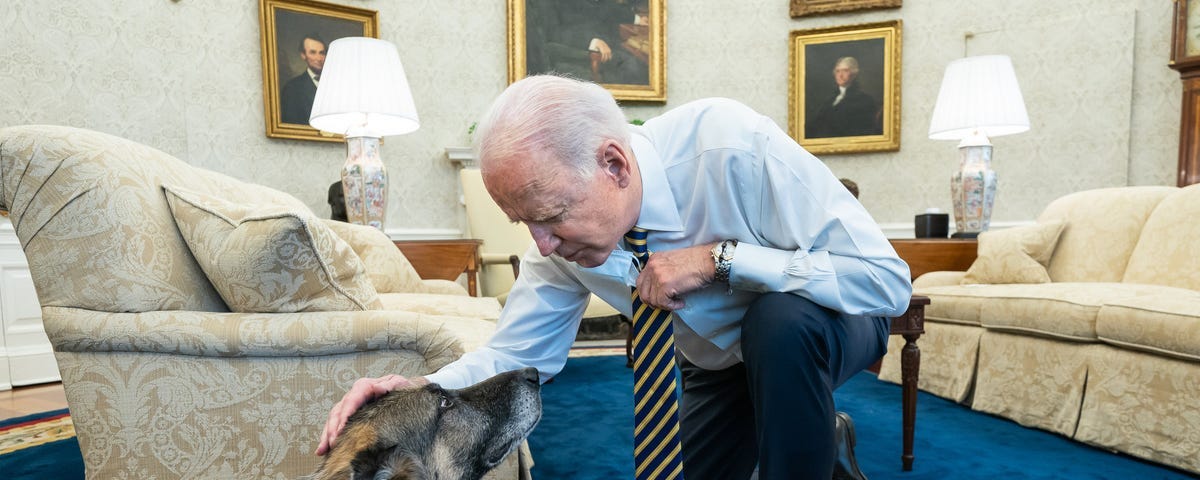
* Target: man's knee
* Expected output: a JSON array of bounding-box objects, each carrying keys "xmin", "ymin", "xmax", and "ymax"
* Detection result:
[{"xmin": 741, "ymin": 293, "xmax": 835, "ymax": 355}]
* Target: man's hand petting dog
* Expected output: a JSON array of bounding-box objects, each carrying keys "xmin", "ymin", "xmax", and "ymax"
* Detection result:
[
  {"xmin": 308, "ymin": 368, "xmax": 542, "ymax": 480},
  {"xmin": 316, "ymin": 374, "xmax": 430, "ymax": 456}
]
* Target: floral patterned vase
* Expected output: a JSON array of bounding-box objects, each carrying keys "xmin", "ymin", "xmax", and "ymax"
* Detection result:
[
  {"xmin": 950, "ymin": 143, "xmax": 997, "ymax": 237},
  {"xmin": 341, "ymin": 136, "xmax": 387, "ymax": 230}
]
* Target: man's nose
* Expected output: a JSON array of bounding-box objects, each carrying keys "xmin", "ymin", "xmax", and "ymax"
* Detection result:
[{"xmin": 528, "ymin": 225, "xmax": 561, "ymax": 256}]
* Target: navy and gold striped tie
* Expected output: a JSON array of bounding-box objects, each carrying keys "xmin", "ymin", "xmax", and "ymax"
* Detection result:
[{"xmin": 625, "ymin": 227, "xmax": 685, "ymax": 480}]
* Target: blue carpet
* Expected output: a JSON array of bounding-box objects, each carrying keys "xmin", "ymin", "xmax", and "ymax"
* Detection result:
[
  {"xmin": 528, "ymin": 355, "xmax": 1199, "ymax": 479},
  {"xmin": 0, "ymin": 408, "xmax": 83, "ymax": 480}
]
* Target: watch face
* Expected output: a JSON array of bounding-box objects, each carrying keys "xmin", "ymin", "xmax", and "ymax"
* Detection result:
[{"xmin": 1190, "ymin": 0, "xmax": 1200, "ymax": 56}]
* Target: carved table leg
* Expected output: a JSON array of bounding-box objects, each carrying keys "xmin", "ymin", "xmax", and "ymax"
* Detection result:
[{"xmin": 900, "ymin": 332, "xmax": 921, "ymax": 472}]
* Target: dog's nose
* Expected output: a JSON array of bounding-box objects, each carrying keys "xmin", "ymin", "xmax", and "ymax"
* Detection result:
[{"xmin": 520, "ymin": 367, "xmax": 540, "ymax": 385}]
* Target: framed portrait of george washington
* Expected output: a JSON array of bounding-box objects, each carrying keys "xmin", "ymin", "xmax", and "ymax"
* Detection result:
[
  {"xmin": 789, "ymin": 20, "xmax": 901, "ymax": 155},
  {"xmin": 507, "ymin": 0, "xmax": 666, "ymax": 102},
  {"xmin": 259, "ymin": 0, "xmax": 378, "ymax": 142}
]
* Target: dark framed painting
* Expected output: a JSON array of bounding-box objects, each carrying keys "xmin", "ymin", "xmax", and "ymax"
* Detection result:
[
  {"xmin": 507, "ymin": 0, "xmax": 666, "ymax": 102},
  {"xmin": 1170, "ymin": 0, "xmax": 1200, "ymax": 71},
  {"xmin": 259, "ymin": 0, "xmax": 378, "ymax": 142},
  {"xmin": 790, "ymin": 0, "xmax": 901, "ymax": 18},
  {"xmin": 789, "ymin": 20, "xmax": 901, "ymax": 155}
]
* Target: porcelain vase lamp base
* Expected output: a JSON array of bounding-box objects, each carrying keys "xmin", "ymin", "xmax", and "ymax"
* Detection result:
[
  {"xmin": 950, "ymin": 142, "xmax": 997, "ymax": 238},
  {"xmin": 341, "ymin": 136, "xmax": 387, "ymax": 230}
]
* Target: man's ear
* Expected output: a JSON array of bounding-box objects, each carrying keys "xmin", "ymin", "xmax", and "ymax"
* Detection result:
[{"xmin": 598, "ymin": 140, "xmax": 633, "ymax": 188}]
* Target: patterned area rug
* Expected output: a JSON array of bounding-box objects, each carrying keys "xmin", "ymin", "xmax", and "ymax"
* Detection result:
[{"xmin": 0, "ymin": 409, "xmax": 74, "ymax": 455}]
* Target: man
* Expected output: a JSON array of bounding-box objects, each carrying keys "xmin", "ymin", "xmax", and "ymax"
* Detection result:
[
  {"xmin": 807, "ymin": 56, "xmax": 882, "ymax": 139},
  {"xmin": 280, "ymin": 34, "xmax": 326, "ymax": 125},
  {"xmin": 316, "ymin": 75, "xmax": 911, "ymax": 479}
]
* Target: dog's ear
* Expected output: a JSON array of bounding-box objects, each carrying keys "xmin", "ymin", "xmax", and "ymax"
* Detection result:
[{"xmin": 378, "ymin": 450, "xmax": 427, "ymax": 480}]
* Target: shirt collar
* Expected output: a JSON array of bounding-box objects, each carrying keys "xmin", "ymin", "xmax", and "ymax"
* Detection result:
[{"xmin": 629, "ymin": 128, "xmax": 683, "ymax": 233}]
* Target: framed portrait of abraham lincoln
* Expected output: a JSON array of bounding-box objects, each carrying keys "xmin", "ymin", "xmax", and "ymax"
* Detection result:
[
  {"xmin": 789, "ymin": 20, "xmax": 901, "ymax": 155},
  {"xmin": 259, "ymin": 0, "xmax": 378, "ymax": 142},
  {"xmin": 508, "ymin": 0, "xmax": 666, "ymax": 102}
]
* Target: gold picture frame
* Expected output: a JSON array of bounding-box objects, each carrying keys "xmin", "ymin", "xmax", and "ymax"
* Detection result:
[
  {"xmin": 259, "ymin": 0, "xmax": 378, "ymax": 142},
  {"xmin": 789, "ymin": 20, "xmax": 901, "ymax": 155},
  {"xmin": 507, "ymin": 0, "xmax": 666, "ymax": 102},
  {"xmin": 790, "ymin": 0, "xmax": 901, "ymax": 18}
]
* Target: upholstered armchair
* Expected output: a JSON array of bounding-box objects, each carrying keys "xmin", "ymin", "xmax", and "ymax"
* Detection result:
[{"xmin": 0, "ymin": 125, "xmax": 527, "ymax": 479}]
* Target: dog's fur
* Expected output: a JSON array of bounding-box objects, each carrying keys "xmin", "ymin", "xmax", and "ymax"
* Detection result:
[{"xmin": 308, "ymin": 368, "xmax": 542, "ymax": 480}]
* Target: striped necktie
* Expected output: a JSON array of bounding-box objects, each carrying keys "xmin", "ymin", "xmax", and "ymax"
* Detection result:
[{"xmin": 625, "ymin": 227, "xmax": 685, "ymax": 480}]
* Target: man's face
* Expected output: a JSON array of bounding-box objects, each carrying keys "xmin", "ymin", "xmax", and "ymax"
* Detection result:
[
  {"xmin": 834, "ymin": 64, "xmax": 855, "ymax": 87},
  {"xmin": 301, "ymin": 38, "xmax": 327, "ymax": 73},
  {"xmin": 485, "ymin": 149, "xmax": 631, "ymax": 268}
]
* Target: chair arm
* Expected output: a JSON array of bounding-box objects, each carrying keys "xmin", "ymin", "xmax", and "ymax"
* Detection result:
[
  {"xmin": 39, "ymin": 306, "xmax": 494, "ymax": 364},
  {"xmin": 481, "ymin": 252, "xmax": 522, "ymax": 279}
]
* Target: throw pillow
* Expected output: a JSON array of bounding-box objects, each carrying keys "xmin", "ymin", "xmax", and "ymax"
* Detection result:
[
  {"xmin": 321, "ymin": 219, "xmax": 426, "ymax": 294},
  {"xmin": 961, "ymin": 221, "xmax": 1066, "ymax": 285},
  {"xmin": 163, "ymin": 185, "xmax": 382, "ymax": 312}
]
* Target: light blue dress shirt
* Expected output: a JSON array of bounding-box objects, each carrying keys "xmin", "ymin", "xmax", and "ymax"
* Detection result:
[{"xmin": 424, "ymin": 98, "xmax": 912, "ymax": 388}]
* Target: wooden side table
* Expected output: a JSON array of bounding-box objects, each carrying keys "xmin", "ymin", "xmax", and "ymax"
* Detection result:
[
  {"xmin": 889, "ymin": 238, "xmax": 978, "ymax": 280},
  {"xmin": 890, "ymin": 295, "xmax": 929, "ymax": 472},
  {"xmin": 393, "ymin": 239, "xmax": 482, "ymax": 297}
]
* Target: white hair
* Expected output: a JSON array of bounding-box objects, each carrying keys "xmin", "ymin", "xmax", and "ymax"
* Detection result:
[
  {"xmin": 834, "ymin": 56, "xmax": 860, "ymax": 76},
  {"xmin": 474, "ymin": 75, "xmax": 629, "ymax": 180}
]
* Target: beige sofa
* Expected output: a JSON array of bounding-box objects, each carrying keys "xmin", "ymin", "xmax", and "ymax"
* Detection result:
[
  {"xmin": 0, "ymin": 125, "xmax": 527, "ymax": 479},
  {"xmin": 879, "ymin": 185, "xmax": 1200, "ymax": 474}
]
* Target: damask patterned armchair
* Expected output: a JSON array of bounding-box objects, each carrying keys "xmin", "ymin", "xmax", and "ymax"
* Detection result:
[{"xmin": 0, "ymin": 125, "xmax": 527, "ymax": 479}]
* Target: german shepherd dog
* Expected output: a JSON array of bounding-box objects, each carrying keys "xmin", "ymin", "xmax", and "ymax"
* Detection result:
[{"xmin": 308, "ymin": 368, "xmax": 542, "ymax": 480}]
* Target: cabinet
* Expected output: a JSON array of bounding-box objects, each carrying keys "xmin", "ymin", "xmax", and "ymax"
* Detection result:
[
  {"xmin": 393, "ymin": 239, "xmax": 483, "ymax": 297},
  {"xmin": 0, "ymin": 218, "xmax": 59, "ymax": 391},
  {"xmin": 889, "ymin": 238, "xmax": 978, "ymax": 280}
]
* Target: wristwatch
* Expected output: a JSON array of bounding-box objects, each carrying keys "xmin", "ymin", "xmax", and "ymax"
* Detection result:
[{"xmin": 710, "ymin": 239, "xmax": 737, "ymax": 287}]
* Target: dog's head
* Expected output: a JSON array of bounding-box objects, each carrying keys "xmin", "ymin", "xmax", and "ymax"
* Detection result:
[{"xmin": 310, "ymin": 367, "xmax": 542, "ymax": 480}]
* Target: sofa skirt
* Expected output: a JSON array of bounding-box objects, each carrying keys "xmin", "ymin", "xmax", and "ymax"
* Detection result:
[
  {"xmin": 879, "ymin": 321, "xmax": 983, "ymax": 403},
  {"xmin": 53, "ymin": 350, "xmax": 527, "ymax": 480},
  {"xmin": 972, "ymin": 331, "xmax": 1096, "ymax": 437},
  {"xmin": 1076, "ymin": 346, "xmax": 1200, "ymax": 474}
]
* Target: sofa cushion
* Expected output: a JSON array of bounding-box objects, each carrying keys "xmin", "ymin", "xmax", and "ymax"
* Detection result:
[
  {"xmin": 1122, "ymin": 184, "xmax": 1200, "ymax": 291},
  {"xmin": 378, "ymin": 293, "xmax": 502, "ymax": 320},
  {"xmin": 1036, "ymin": 186, "xmax": 1175, "ymax": 283},
  {"xmin": 1096, "ymin": 290, "xmax": 1200, "ymax": 362},
  {"xmin": 917, "ymin": 283, "xmax": 1176, "ymax": 340},
  {"xmin": 321, "ymin": 219, "xmax": 425, "ymax": 294},
  {"xmin": 910, "ymin": 285, "xmax": 989, "ymax": 326},
  {"xmin": 164, "ymin": 185, "xmax": 382, "ymax": 312},
  {"xmin": 976, "ymin": 283, "xmax": 1184, "ymax": 341},
  {"xmin": 961, "ymin": 221, "xmax": 1064, "ymax": 285}
]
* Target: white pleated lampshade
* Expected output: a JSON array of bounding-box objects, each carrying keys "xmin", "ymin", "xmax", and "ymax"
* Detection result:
[
  {"xmin": 309, "ymin": 37, "xmax": 419, "ymax": 138},
  {"xmin": 928, "ymin": 55, "xmax": 1029, "ymax": 141}
]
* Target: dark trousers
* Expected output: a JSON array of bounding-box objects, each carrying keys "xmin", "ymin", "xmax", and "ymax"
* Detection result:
[{"xmin": 677, "ymin": 293, "xmax": 890, "ymax": 480}]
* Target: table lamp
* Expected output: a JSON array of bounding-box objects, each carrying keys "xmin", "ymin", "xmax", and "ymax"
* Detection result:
[
  {"xmin": 927, "ymin": 54, "xmax": 1029, "ymax": 238},
  {"xmin": 309, "ymin": 37, "xmax": 419, "ymax": 230}
]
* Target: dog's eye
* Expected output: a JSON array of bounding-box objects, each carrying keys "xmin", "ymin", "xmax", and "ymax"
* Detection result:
[{"xmin": 439, "ymin": 395, "xmax": 454, "ymax": 409}]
